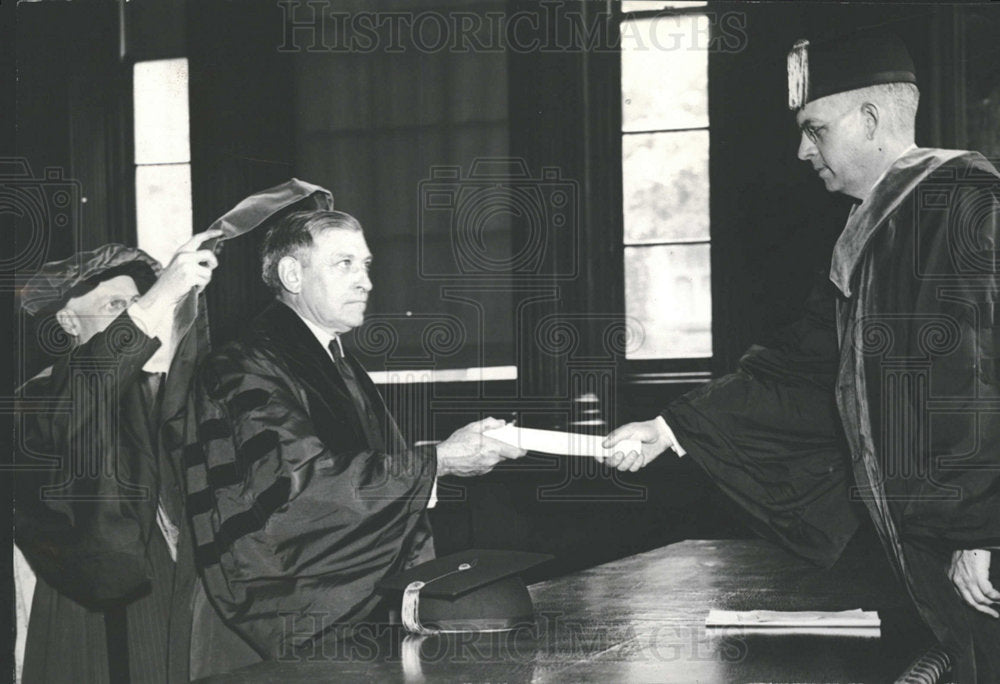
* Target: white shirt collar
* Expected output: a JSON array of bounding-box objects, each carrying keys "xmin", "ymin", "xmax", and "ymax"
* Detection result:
[{"xmin": 296, "ymin": 311, "xmax": 344, "ymax": 359}]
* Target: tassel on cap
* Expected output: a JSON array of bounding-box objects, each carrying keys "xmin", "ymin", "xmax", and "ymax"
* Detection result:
[
  {"xmin": 400, "ymin": 561, "xmax": 476, "ymax": 635},
  {"xmin": 786, "ymin": 31, "xmax": 916, "ymax": 109},
  {"xmin": 787, "ymin": 39, "xmax": 810, "ymax": 110},
  {"xmin": 401, "ymin": 580, "xmax": 437, "ymax": 635}
]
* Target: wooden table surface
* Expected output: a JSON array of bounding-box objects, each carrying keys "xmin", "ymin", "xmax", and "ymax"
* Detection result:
[{"xmin": 197, "ymin": 538, "xmax": 929, "ymax": 683}]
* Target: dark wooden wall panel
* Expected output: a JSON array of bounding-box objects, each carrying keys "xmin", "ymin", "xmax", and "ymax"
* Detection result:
[
  {"xmin": 15, "ymin": 2, "xmax": 132, "ymax": 380},
  {"xmin": 186, "ymin": 0, "xmax": 296, "ymax": 349},
  {"xmin": 292, "ymin": 4, "xmax": 514, "ymax": 370}
]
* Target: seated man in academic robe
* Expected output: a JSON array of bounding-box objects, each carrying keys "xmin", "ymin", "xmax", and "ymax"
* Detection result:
[
  {"xmin": 15, "ymin": 230, "xmax": 221, "ymax": 684},
  {"xmin": 184, "ymin": 209, "xmax": 525, "ymax": 676}
]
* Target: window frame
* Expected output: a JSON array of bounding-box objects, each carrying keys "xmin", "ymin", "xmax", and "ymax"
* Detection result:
[
  {"xmin": 132, "ymin": 57, "xmax": 194, "ymax": 266},
  {"xmin": 616, "ymin": 1, "xmax": 715, "ymax": 384}
]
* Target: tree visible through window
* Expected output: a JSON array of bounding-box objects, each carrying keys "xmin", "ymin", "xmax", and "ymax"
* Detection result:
[{"xmin": 620, "ymin": 2, "xmax": 711, "ymax": 360}]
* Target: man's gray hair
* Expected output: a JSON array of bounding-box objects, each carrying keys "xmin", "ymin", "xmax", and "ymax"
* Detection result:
[
  {"xmin": 845, "ymin": 82, "xmax": 920, "ymax": 136},
  {"xmin": 260, "ymin": 209, "xmax": 363, "ymax": 292}
]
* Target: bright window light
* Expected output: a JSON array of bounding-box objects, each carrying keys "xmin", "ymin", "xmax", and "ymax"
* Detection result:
[
  {"xmin": 133, "ymin": 58, "xmax": 191, "ymax": 165},
  {"xmin": 621, "ymin": 1, "xmax": 708, "ymax": 13},
  {"xmin": 135, "ymin": 164, "xmax": 193, "ymax": 266},
  {"xmin": 134, "ymin": 58, "xmax": 192, "ymax": 265}
]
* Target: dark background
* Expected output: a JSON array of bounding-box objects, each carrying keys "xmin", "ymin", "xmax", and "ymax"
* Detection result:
[{"xmin": 12, "ymin": 1, "xmax": 1000, "ymax": 588}]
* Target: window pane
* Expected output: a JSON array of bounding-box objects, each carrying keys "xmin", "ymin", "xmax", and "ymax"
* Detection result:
[
  {"xmin": 625, "ymin": 243, "xmax": 711, "ymax": 359},
  {"xmin": 135, "ymin": 163, "xmax": 193, "ymax": 265},
  {"xmin": 621, "ymin": 1, "xmax": 707, "ymax": 12},
  {"xmin": 621, "ymin": 14, "xmax": 709, "ymax": 131},
  {"xmin": 134, "ymin": 58, "xmax": 190, "ymax": 164},
  {"xmin": 623, "ymin": 130, "xmax": 709, "ymax": 243}
]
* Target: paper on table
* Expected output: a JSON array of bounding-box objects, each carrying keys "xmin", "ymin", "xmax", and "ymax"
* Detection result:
[
  {"xmin": 706, "ymin": 625, "xmax": 882, "ymax": 638},
  {"xmin": 483, "ymin": 425, "xmax": 643, "ymax": 459},
  {"xmin": 705, "ymin": 609, "xmax": 880, "ymax": 629}
]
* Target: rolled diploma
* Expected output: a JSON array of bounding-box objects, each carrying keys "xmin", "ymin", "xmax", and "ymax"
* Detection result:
[{"xmin": 482, "ymin": 425, "xmax": 643, "ymax": 459}]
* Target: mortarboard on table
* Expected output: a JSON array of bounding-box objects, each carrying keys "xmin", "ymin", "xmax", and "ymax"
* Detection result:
[{"xmin": 377, "ymin": 549, "xmax": 553, "ymax": 635}]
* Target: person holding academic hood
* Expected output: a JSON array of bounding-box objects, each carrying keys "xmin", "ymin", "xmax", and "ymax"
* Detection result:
[
  {"xmin": 605, "ymin": 29, "xmax": 1000, "ymax": 681},
  {"xmin": 13, "ymin": 179, "xmax": 334, "ymax": 683},
  {"xmin": 15, "ymin": 229, "xmax": 221, "ymax": 684}
]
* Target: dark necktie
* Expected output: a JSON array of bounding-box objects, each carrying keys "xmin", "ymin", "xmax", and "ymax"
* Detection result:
[
  {"xmin": 329, "ymin": 340, "xmax": 384, "ymax": 450},
  {"xmin": 138, "ymin": 372, "xmax": 180, "ymax": 560},
  {"xmin": 138, "ymin": 372, "xmax": 165, "ymax": 440}
]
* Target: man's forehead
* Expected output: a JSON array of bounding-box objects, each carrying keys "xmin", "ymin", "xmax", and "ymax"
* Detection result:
[
  {"xmin": 314, "ymin": 228, "xmax": 371, "ymax": 256},
  {"xmin": 795, "ymin": 92, "xmax": 849, "ymax": 125}
]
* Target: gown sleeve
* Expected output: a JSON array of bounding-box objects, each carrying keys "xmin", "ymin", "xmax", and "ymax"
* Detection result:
[
  {"xmin": 186, "ymin": 345, "xmax": 437, "ymax": 657},
  {"xmin": 15, "ymin": 311, "xmax": 161, "ymax": 606},
  {"xmin": 662, "ymin": 279, "xmax": 860, "ymax": 567}
]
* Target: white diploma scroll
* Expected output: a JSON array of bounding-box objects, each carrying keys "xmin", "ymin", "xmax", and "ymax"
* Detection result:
[{"xmin": 482, "ymin": 425, "xmax": 643, "ymax": 460}]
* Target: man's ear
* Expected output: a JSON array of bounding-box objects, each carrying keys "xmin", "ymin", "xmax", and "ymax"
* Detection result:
[
  {"xmin": 861, "ymin": 102, "xmax": 880, "ymax": 140},
  {"xmin": 55, "ymin": 307, "xmax": 79, "ymax": 338},
  {"xmin": 277, "ymin": 255, "xmax": 303, "ymax": 294}
]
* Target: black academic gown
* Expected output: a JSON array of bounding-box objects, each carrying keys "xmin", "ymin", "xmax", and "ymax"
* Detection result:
[
  {"xmin": 184, "ymin": 301, "xmax": 436, "ymax": 677},
  {"xmin": 16, "ymin": 301, "xmax": 208, "ymax": 684},
  {"xmin": 834, "ymin": 149, "xmax": 1000, "ymax": 682},
  {"xmin": 664, "ymin": 148, "xmax": 1000, "ymax": 682},
  {"xmin": 663, "ymin": 277, "xmax": 861, "ymax": 567}
]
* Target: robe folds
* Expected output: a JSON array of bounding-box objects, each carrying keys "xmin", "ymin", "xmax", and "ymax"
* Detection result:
[
  {"xmin": 16, "ymin": 294, "xmax": 210, "ymax": 684},
  {"xmin": 665, "ymin": 148, "xmax": 1000, "ymax": 681},
  {"xmin": 663, "ymin": 276, "xmax": 861, "ymax": 568},
  {"xmin": 835, "ymin": 148, "xmax": 1000, "ymax": 682},
  {"xmin": 184, "ymin": 301, "xmax": 436, "ymax": 673}
]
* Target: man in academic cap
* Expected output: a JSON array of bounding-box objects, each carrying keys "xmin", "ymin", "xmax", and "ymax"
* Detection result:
[
  {"xmin": 15, "ymin": 229, "xmax": 222, "ymax": 684},
  {"xmin": 606, "ymin": 29, "xmax": 1000, "ymax": 680},
  {"xmin": 183, "ymin": 205, "xmax": 526, "ymax": 677}
]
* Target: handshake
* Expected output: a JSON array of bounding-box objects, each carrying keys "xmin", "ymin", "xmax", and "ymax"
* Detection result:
[
  {"xmin": 599, "ymin": 417, "xmax": 682, "ymax": 472},
  {"xmin": 435, "ymin": 418, "xmax": 527, "ymax": 477},
  {"xmin": 435, "ymin": 417, "xmax": 682, "ymax": 477}
]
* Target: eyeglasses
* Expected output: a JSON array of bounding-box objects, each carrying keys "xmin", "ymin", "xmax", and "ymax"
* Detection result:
[
  {"xmin": 799, "ymin": 105, "xmax": 857, "ymax": 145},
  {"xmin": 103, "ymin": 293, "xmax": 141, "ymax": 314}
]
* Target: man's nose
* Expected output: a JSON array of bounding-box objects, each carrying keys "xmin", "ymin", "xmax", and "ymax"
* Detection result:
[
  {"xmin": 797, "ymin": 132, "xmax": 816, "ymax": 161},
  {"xmin": 357, "ymin": 270, "xmax": 372, "ymax": 292}
]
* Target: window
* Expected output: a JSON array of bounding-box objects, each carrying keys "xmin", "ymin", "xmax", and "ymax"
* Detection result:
[
  {"xmin": 133, "ymin": 58, "xmax": 193, "ymax": 264},
  {"xmin": 620, "ymin": 2, "xmax": 711, "ymax": 361}
]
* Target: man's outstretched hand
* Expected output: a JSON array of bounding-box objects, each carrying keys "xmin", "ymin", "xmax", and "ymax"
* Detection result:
[
  {"xmin": 436, "ymin": 418, "xmax": 527, "ymax": 477},
  {"xmin": 600, "ymin": 419, "xmax": 672, "ymax": 472}
]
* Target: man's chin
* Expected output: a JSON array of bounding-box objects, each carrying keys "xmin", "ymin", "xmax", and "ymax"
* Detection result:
[{"xmin": 819, "ymin": 175, "xmax": 840, "ymax": 193}]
